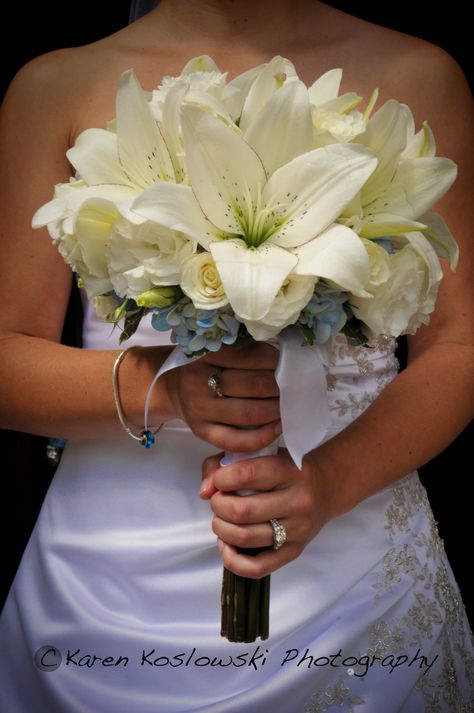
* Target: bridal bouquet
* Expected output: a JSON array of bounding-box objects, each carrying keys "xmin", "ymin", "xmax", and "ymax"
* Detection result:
[{"xmin": 33, "ymin": 55, "xmax": 458, "ymax": 643}]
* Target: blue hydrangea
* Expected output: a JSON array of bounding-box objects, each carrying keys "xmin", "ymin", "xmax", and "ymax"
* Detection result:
[
  {"xmin": 151, "ymin": 297, "xmax": 241, "ymax": 355},
  {"xmin": 298, "ymin": 288, "xmax": 349, "ymax": 345},
  {"xmin": 372, "ymin": 237, "xmax": 394, "ymax": 254}
]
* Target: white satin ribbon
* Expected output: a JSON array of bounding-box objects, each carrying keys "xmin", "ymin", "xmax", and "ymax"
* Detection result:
[{"xmin": 144, "ymin": 327, "xmax": 331, "ymax": 470}]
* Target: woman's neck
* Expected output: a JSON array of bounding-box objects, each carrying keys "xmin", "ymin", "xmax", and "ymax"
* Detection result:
[{"xmin": 142, "ymin": 0, "xmax": 323, "ymax": 52}]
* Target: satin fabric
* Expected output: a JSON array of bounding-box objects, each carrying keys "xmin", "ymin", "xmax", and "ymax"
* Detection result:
[{"xmin": 1, "ymin": 301, "xmax": 473, "ymax": 712}]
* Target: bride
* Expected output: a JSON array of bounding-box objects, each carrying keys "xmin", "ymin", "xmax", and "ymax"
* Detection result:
[{"xmin": 0, "ymin": 1, "xmax": 472, "ymax": 711}]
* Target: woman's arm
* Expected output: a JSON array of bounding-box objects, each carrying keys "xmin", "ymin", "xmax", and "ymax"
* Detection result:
[
  {"xmin": 0, "ymin": 55, "xmax": 175, "ymax": 438},
  {"xmin": 0, "ymin": 54, "xmax": 281, "ymax": 449},
  {"xmin": 205, "ymin": 48, "xmax": 474, "ymax": 577}
]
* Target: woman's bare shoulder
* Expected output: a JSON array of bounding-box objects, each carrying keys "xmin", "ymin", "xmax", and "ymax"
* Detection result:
[{"xmin": 2, "ymin": 38, "xmax": 140, "ymax": 142}]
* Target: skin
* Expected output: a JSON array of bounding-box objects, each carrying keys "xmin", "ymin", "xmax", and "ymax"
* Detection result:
[{"xmin": 0, "ymin": 0, "xmax": 472, "ymax": 579}]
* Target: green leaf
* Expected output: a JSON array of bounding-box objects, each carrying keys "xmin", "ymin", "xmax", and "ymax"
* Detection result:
[
  {"xmin": 341, "ymin": 316, "xmax": 369, "ymax": 345},
  {"xmin": 298, "ymin": 323, "xmax": 315, "ymax": 346},
  {"xmin": 119, "ymin": 308, "xmax": 145, "ymax": 343}
]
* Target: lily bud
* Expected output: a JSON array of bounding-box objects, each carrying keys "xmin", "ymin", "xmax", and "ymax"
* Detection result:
[{"xmin": 135, "ymin": 286, "xmax": 180, "ymax": 308}]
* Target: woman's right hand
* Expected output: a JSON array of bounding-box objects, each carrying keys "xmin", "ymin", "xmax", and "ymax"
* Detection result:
[{"xmin": 162, "ymin": 342, "xmax": 281, "ymax": 452}]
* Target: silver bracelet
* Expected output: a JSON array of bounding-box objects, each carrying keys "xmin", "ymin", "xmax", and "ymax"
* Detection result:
[{"xmin": 112, "ymin": 346, "xmax": 163, "ymax": 448}]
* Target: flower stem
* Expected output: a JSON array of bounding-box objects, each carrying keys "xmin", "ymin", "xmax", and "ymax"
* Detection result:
[{"xmin": 221, "ymin": 549, "xmax": 270, "ymax": 643}]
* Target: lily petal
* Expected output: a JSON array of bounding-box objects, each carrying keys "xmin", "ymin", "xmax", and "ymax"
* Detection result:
[
  {"xmin": 244, "ymin": 80, "xmax": 313, "ymax": 174},
  {"xmin": 66, "ymin": 129, "xmax": 129, "ymax": 186},
  {"xmin": 293, "ymin": 223, "xmax": 370, "ymax": 296},
  {"xmin": 366, "ymin": 157, "xmax": 457, "ymax": 220},
  {"xmin": 393, "ymin": 231, "xmax": 443, "ymax": 287},
  {"xmin": 181, "ymin": 55, "xmax": 222, "ymax": 75},
  {"xmin": 210, "ymin": 239, "xmax": 297, "ymax": 320},
  {"xmin": 223, "ymin": 63, "xmax": 267, "ymax": 121},
  {"xmin": 116, "ymin": 70, "xmax": 175, "ymax": 188},
  {"xmin": 358, "ymin": 212, "xmax": 427, "ymax": 238},
  {"xmin": 161, "ymin": 83, "xmax": 188, "ymax": 183},
  {"xmin": 132, "ymin": 182, "xmax": 217, "ymax": 248},
  {"xmin": 32, "ymin": 183, "xmax": 137, "ymax": 228},
  {"xmin": 358, "ymin": 100, "xmax": 408, "ymax": 205},
  {"xmin": 239, "ymin": 56, "xmax": 298, "ymax": 133},
  {"xmin": 316, "ymin": 93, "xmax": 363, "ymax": 114},
  {"xmin": 402, "ymin": 118, "xmax": 436, "ymax": 160},
  {"xmin": 264, "ymin": 144, "xmax": 377, "ymax": 247},
  {"xmin": 418, "ymin": 211, "xmax": 459, "ymax": 270},
  {"xmin": 308, "ymin": 69, "xmax": 342, "ymax": 105},
  {"xmin": 181, "ymin": 105, "xmax": 267, "ymax": 234}
]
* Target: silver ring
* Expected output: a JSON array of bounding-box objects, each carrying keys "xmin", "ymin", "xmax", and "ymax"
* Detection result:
[
  {"xmin": 207, "ymin": 373, "xmax": 225, "ymax": 398},
  {"xmin": 269, "ymin": 518, "xmax": 287, "ymax": 550}
]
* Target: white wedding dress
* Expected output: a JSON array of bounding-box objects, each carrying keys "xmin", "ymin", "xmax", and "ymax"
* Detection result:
[{"xmin": 0, "ymin": 303, "xmax": 473, "ymax": 713}]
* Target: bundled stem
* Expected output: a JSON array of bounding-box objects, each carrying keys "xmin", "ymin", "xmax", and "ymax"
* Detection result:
[{"xmin": 220, "ymin": 548, "xmax": 270, "ymax": 643}]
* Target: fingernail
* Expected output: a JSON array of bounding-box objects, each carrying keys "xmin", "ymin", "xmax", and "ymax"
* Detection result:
[{"xmin": 199, "ymin": 478, "xmax": 210, "ymax": 497}]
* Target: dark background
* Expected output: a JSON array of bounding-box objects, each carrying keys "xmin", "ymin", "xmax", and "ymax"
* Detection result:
[{"xmin": 1, "ymin": 1, "xmax": 472, "ymax": 622}]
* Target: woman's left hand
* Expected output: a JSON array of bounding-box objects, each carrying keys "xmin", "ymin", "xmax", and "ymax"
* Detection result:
[{"xmin": 200, "ymin": 450, "xmax": 340, "ymax": 578}]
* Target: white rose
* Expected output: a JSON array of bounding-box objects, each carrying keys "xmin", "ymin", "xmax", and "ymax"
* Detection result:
[
  {"xmin": 362, "ymin": 239, "xmax": 391, "ymax": 289},
  {"xmin": 351, "ymin": 233, "xmax": 442, "ymax": 338},
  {"xmin": 92, "ymin": 294, "xmax": 121, "ymax": 321},
  {"xmin": 108, "ymin": 218, "xmax": 195, "ymax": 298},
  {"xmin": 312, "ymin": 108, "xmax": 367, "ymax": 146},
  {"xmin": 32, "ymin": 183, "xmax": 136, "ymax": 299},
  {"xmin": 57, "ymin": 198, "xmax": 117, "ymax": 298},
  {"xmin": 181, "ymin": 252, "xmax": 229, "ymax": 309},
  {"xmin": 243, "ymin": 274, "xmax": 316, "ymax": 341}
]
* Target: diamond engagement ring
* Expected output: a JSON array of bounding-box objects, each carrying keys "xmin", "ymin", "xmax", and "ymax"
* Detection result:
[
  {"xmin": 269, "ymin": 518, "xmax": 287, "ymax": 550},
  {"xmin": 207, "ymin": 373, "xmax": 225, "ymax": 398}
]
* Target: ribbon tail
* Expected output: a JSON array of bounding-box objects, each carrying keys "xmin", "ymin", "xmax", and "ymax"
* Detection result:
[
  {"xmin": 276, "ymin": 328, "xmax": 330, "ymax": 470},
  {"xmin": 143, "ymin": 345, "xmax": 199, "ymax": 430}
]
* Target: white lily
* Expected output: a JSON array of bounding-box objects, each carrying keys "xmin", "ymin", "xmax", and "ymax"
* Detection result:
[
  {"xmin": 417, "ymin": 211, "xmax": 459, "ymax": 270},
  {"xmin": 150, "ymin": 57, "xmax": 238, "ymax": 184},
  {"xmin": 243, "ymin": 79, "xmax": 314, "ymax": 174},
  {"xmin": 401, "ymin": 104, "xmax": 436, "ymax": 160},
  {"xmin": 308, "ymin": 68, "xmax": 378, "ymax": 147},
  {"xmin": 341, "ymin": 100, "xmax": 457, "ymax": 240},
  {"xmin": 68, "ymin": 71, "xmax": 176, "ymax": 195},
  {"xmin": 237, "ymin": 56, "xmax": 298, "ymax": 132},
  {"xmin": 133, "ymin": 105, "xmax": 376, "ymax": 328}
]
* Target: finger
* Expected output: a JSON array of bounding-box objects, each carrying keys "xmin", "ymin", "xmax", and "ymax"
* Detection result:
[
  {"xmin": 210, "ymin": 488, "xmax": 288, "ymax": 526},
  {"xmin": 200, "ymin": 453, "xmax": 222, "ymax": 499},
  {"xmin": 203, "ymin": 342, "xmax": 279, "ymax": 371},
  {"xmin": 218, "ymin": 368, "xmax": 279, "ymax": 399},
  {"xmin": 195, "ymin": 419, "xmax": 282, "ymax": 452},
  {"xmin": 212, "ymin": 455, "xmax": 286, "ymax": 493},
  {"xmin": 212, "ymin": 516, "xmax": 275, "ymax": 550},
  {"xmin": 205, "ymin": 395, "xmax": 280, "ymax": 427},
  {"xmin": 217, "ymin": 539, "xmax": 299, "ymax": 578}
]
